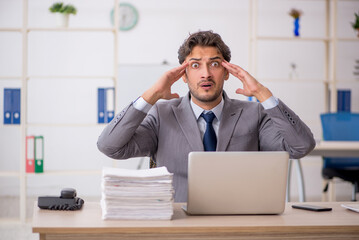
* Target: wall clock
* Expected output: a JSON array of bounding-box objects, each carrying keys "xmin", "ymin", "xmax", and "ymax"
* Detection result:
[{"xmin": 111, "ymin": 3, "xmax": 139, "ymax": 31}]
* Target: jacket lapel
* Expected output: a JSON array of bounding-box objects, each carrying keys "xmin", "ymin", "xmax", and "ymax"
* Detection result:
[
  {"xmin": 172, "ymin": 93, "xmax": 204, "ymax": 151},
  {"xmin": 217, "ymin": 93, "xmax": 243, "ymax": 151}
]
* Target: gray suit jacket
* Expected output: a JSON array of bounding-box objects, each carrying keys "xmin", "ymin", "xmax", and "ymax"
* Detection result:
[{"xmin": 97, "ymin": 92, "xmax": 315, "ymax": 202}]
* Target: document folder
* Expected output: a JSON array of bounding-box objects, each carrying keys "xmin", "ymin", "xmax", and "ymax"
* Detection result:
[
  {"xmin": 337, "ymin": 90, "xmax": 351, "ymax": 112},
  {"xmin": 35, "ymin": 136, "xmax": 44, "ymax": 173},
  {"xmin": 98, "ymin": 88, "xmax": 105, "ymax": 123},
  {"xmin": 26, "ymin": 136, "xmax": 35, "ymax": 173},
  {"xmin": 106, "ymin": 88, "xmax": 115, "ymax": 122},
  {"xmin": 98, "ymin": 87, "xmax": 115, "ymax": 123},
  {"xmin": 3, "ymin": 89, "xmax": 12, "ymax": 124},
  {"xmin": 3, "ymin": 88, "xmax": 21, "ymax": 124},
  {"xmin": 12, "ymin": 89, "xmax": 21, "ymax": 124}
]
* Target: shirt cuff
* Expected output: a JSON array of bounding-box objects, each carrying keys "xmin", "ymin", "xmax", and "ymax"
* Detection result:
[
  {"xmin": 133, "ymin": 97, "xmax": 153, "ymax": 113},
  {"xmin": 261, "ymin": 96, "xmax": 279, "ymax": 110}
]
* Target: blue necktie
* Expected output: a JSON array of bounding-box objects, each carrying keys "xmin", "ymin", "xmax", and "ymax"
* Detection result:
[{"xmin": 201, "ymin": 112, "xmax": 217, "ymax": 151}]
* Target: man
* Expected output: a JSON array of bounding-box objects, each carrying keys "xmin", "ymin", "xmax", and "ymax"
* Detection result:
[{"xmin": 97, "ymin": 31, "xmax": 315, "ymax": 202}]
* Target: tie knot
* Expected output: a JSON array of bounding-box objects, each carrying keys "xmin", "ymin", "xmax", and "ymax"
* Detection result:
[{"xmin": 201, "ymin": 112, "xmax": 216, "ymax": 124}]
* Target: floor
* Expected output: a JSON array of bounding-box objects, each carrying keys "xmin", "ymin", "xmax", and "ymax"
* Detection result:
[
  {"xmin": 0, "ymin": 222, "xmax": 38, "ymax": 240},
  {"xmin": 0, "ymin": 197, "xmax": 38, "ymax": 240}
]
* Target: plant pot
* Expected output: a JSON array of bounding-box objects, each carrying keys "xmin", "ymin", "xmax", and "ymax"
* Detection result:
[
  {"xmin": 357, "ymin": 28, "xmax": 359, "ymax": 38},
  {"xmin": 56, "ymin": 13, "xmax": 69, "ymax": 27}
]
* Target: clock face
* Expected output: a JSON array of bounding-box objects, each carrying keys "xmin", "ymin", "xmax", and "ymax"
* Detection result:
[{"xmin": 111, "ymin": 3, "xmax": 139, "ymax": 31}]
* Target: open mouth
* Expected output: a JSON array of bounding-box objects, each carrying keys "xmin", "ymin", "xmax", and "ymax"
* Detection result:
[{"xmin": 200, "ymin": 81, "xmax": 214, "ymax": 90}]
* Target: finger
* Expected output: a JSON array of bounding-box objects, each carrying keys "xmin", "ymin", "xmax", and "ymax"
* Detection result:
[
  {"xmin": 236, "ymin": 88, "xmax": 251, "ymax": 97},
  {"xmin": 222, "ymin": 61, "xmax": 248, "ymax": 75},
  {"xmin": 172, "ymin": 68, "xmax": 187, "ymax": 83},
  {"xmin": 177, "ymin": 61, "xmax": 189, "ymax": 72},
  {"xmin": 164, "ymin": 93, "xmax": 180, "ymax": 100},
  {"xmin": 222, "ymin": 61, "xmax": 244, "ymax": 78},
  {"xmin": 169, "ymin": 63, "xmax": 189, "ymax": 81},
  {"xmin": 235, "ymin": 88, "xmax": 244, "ymax": 95},
  {"xmin": 228, "ymin": 61, "xmax": 246, "ymax": 72},
  {"xmin": 170, "ymin": 93, "xmax": 180, "ymax": 99}
]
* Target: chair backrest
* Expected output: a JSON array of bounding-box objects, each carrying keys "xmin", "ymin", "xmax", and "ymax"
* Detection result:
[
  {"xmin": 320, "ymin": 113, "xmax": 359, "ymax": 168},
  {"xmin": 320, "ymin": 113, "xmax": 359, "ymax": 141}
]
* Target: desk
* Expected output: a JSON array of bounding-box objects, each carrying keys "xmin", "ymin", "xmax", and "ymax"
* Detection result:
[
  {"xmin": 32, "ymin": 202, "xmax": 359, "ymax": 240},
  {"xmin": 310, "ymin": 141, "xmax": 359, "ymax": 157},
  {"xmin": 288, "ymin": 141, "xmax": 359, "ymax": 202},
  {"xmin": 308, "ymin": 141, "xmax": 359, "ymax": 201}
]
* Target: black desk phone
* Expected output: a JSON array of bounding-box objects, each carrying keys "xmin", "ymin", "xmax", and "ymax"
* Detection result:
[{"xmin": 38, "ymin": 188, "xmax": 84, "ymax": 211}]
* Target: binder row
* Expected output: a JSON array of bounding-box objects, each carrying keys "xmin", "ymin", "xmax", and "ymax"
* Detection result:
[
  {"xmin": 337, "ymin": 90, "xmax": 351, "ymax": 112},
  {"xmin": 4, "ymin": 88, "xmax": 115, "ymax": 124},
  {"xmin": 26, "ymin": 136, "xmax": 44, "ymax": 173},
  {"xmin": 98, "ymin": 87, "xmax": 115, "ymax": 123},
  {"xmin": 3, "ymin": 88, "xmax": 21, "ymax": 125}
]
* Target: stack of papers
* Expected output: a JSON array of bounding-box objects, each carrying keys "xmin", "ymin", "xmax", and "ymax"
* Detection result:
[{"xmin": 101, "ymin": 166, "xmax": 174, "ymax": 220}]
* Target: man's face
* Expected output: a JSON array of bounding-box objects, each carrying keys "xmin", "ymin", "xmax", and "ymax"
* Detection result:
[{"xmin": 182, "ymin": 46, "xmax": 229, "ymax": 110}]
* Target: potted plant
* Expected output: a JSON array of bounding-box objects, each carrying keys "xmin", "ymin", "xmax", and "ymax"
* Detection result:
[
  {"xmin": 49, "ymin": 2, "xmax": 77, "ymax": 28},
  {"xmin": 351, "ymin": 12, "xmax": 359, "ymax": 38},
  {"xmin": 289, "ymin": 8, "xmax": 303, "ymax": 37}
]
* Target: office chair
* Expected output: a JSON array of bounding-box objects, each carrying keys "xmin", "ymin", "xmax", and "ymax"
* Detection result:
[{"xmin": 320, "ymin": 112, "xmax": 359, "ymax": 201}]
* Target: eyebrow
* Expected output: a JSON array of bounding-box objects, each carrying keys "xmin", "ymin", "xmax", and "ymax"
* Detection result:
[
  {"xmin": 188, "ymin": 56, "xmax": 222, "ymax": 61},
  {"xmin": 210, "ymin": 56, "xmax": 222, "ymax": 61}
]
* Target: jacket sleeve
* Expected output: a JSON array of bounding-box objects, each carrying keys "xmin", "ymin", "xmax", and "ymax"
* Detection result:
[
  {"xmin": 258, "ymin": 99, "xmax": 316, "ymax": 159},
  {"xmin": 97, "ymin": 103, "xmax": 159, "ymax": 159}
]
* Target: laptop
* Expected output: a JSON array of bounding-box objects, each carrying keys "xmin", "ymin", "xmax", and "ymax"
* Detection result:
[{"xmin": 183, "ymin": 151, "xmax": 289, "ymax": 215}]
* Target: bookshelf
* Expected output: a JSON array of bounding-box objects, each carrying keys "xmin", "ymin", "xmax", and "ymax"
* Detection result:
[
  {"xmin": 0, "ymin": 0, "xmax": 119, "ymax": 222},
  {"xmin": 250, "ymin": 0, "xmax": 359, "ymax": 121},
  {"xmin": 249, "ymin": 0, "xmax": 359, "ymax": 202}
]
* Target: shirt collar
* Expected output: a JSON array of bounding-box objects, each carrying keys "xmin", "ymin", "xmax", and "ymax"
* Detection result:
[{"xmin": 190, "ymin": 95, "xmax": 224, "ymax": 121}]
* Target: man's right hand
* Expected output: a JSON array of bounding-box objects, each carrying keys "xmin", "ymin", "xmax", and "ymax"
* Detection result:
[{"xmin": 141, "ymin": 62, "xmax": 189, "ymax": 105}]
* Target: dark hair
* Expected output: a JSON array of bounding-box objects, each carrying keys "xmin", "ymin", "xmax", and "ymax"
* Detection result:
[{"xmin": 178, "ymin": 30, "xmax": 231, "ymax": 64}]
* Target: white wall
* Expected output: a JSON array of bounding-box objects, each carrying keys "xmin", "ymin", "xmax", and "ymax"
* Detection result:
[{"xmin": 0, "ymin": 0, "xmax": 359, "ymax": 201}]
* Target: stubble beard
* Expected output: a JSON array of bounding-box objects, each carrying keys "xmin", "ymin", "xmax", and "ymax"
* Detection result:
[{"xmin": 188, "ymin": 81, "xmax": 223, "ymax": 104}]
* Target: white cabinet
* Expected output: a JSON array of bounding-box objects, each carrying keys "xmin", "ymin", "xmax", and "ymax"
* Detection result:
[{"xmin": 0, "ymin": 0, "xmax": 119, "ymax": 222}]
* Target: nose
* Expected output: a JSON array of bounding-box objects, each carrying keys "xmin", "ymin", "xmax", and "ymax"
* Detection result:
[{"xmin": 200, "ymin": 64, "xmax": 212, "ymax": 79}]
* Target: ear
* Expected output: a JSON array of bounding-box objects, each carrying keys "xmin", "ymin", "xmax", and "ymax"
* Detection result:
[
  {"xmin": 224, "ymin": 69, "xmax": 229, "ymax": 81},
  {"xmin": 182, "ymin": 73, "xmax": 188, "ymax": 83}
]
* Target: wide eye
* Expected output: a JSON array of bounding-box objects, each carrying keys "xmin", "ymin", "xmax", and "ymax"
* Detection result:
[
  {"xmin": 191, "ymin": 63, "xmax": 199, "ymax": 69},
  {"xmin": 211, "ymin": 61, "xmax": 219, "ymax": 68}
]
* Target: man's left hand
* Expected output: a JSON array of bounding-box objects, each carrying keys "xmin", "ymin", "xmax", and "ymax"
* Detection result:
[{"xmin": 222, "ymin": 60, "xmax": 272, "ymax": 102}]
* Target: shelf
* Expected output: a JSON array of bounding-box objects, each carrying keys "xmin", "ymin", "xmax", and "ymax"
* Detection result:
[
  {"xmin": 0, "ymin": 124, "xmax": 21, "ymax": 128},
  {"xmin": 259, "ymin": 78, "xmax": 328, "ymax": 82},
  {"xmin": 0, "ymin": 170, "xmax": 101, "ymax": 177},
  {"xmin": 0, "ymin": 123, "xmax": 104, "ymax": 128},
  {"xmin": 253, "ymin": 36, "xmax": 330, "ymax": 42},
  {"xmin": 27, "ymin": 27, "xmax": 116, "ymax": 32},
  {"xmin": 27, "ymin": 123, "xmax": 104, "ymax": 128},
  {"xmin": 0, "ymin": 28, "xmax": 22, "ymax": 32},
  {"xmin": 0, "ymin": 27, "xmax": 116, "ymax": 33},
  {"xmin": 0, "ymin": 172, "xmax": 20, "ymax": 177},
  {"xmin": 27, "ymin": 75, "xmax": 115, "ymax": 79},
  {"xmin": 0, "ymin": 76, "xmax": 22, "ymax": 80},
  {"xmin": 336, "ymin": 38, "xmax": 359, "ymax": 42},
  {"xmin": 26, "ymin": 170, "xmax": 102, "ymax": 176},
  {"xmin": 335, "ymin": 79, "xmax": 359, "ymax": 82}
]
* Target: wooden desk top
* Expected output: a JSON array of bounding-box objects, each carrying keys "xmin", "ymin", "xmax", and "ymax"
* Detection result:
[
  {"xmin": 33, "ymin": 202, "xmax": 359, "ymax": 235},
  {"xmin": 310, "ymin": 141, "xmax": 359, "ymax": 157}
]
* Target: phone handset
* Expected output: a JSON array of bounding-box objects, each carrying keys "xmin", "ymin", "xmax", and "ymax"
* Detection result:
[{"xmin": 38, "ymin": 188, "xmax": 84, "ymax": 211}]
